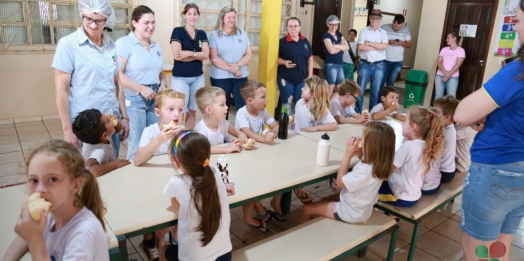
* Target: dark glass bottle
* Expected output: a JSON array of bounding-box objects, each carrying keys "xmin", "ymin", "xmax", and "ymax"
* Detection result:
[{"xmin": 278, "ymin": 107, "xmax": 289, "ymax": 139}]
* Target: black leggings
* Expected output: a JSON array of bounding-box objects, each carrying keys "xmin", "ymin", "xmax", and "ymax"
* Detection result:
[{"xmin": 165, "ymin": 245, "xmax": 232, "ymax": 261}]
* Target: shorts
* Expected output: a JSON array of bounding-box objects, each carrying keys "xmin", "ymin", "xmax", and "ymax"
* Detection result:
[
  {"xmin": 461, "ymin": 161, "xmax": 524, "ymax": 241},
  {"xmin": 323, "ymin": 63, "xmax": 344, "ymax": 85},
  {"xmin": 333, "ymin": 202, "xmax": 344, "ymax": 222}
]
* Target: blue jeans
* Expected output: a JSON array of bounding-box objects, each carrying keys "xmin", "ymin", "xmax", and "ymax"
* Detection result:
[
  {"xmin": 171, "ymin": 74, "xmax": 205, "ymax": 112},
  {"xmin": 461, "ymin": 161, "xmax": 524, "ymax": 241},
  {"xmin": 210, "ymin": 77, "xmax": 248, "ymax": 119},
  {"xmin": 124, "ymin": 84, "xmax": 159, "ymax": 160},
  {"xmin": 434, "ymin": 74, "xmax": 459, "ymax": 100},
  {"xmin": 277, "ymin": 74, "xmax": 304, "ymax": 106},
  {"xmin": 383, "ymin": 60, "xmax": 403, "ymax": 87},
  {"xmin": 356, "ymin": 60, "xmax": 386, "ymax": 113},
  {"xmin": 324, "ymin": 63, "xmax": 345, "ymax": 85},
  {"xmin": 111, "ymin": 133, "xmax": 121, "ymax": 158}
]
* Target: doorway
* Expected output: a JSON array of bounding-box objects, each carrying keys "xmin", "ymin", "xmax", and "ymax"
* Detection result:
[
  {"xmin": 433, "ymin": 0, "xmax": 498, "ymax": 100},
  {"xmin": 311, "ymin": 0, "xmax": 342, "ymax": 59}
]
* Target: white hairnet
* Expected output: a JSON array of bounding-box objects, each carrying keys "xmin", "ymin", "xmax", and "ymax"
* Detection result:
[
  {"xmin": 326, "ymin": 15, "xmax": 341, "ymax": 24},
  {"xmin": 78, "ymin": 0, "xmax": 115, "ymax": 29}
]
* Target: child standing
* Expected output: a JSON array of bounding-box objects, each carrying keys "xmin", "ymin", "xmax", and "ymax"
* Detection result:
[
  {"xmin": 434, "ymin": 95, "xmax": 459, "ymax": 183},
  {"xmin": 294, "ymin": 76, "xmax": 338, "ymax": 132},
  {"xmin": 3, "ymin": 140, "xmax": 109, "ymax": 261},
  {"xmin": 379, "ymin": 106, "xmax": 444, "ymax": 206},
  {"xmin": 330, "ymin": 79, "xmax": 368, "ymax": 124},
  {"xmin": 369, "ymin": 86, "xmax": 406, "ymax": 121},
  {"xmin": 72, "ymin": 109, "xmax": 131, "ymax": 176},
  {"xmin": 160, "ymin": 132, "xmax": 235, "ymax": 261},
  {"xmin": 134, "ymin": 89, "xmax": 186, "ymax": 166},
  {"xmin": 342, "ymin": 29, "xmax": 358, "ymax": 80},
  {"xmin": 300, "ymin": 122, "xmax": 396, "ymax": 223},
  {"xmin": 195, "ymin": 87, "xmax": 255, "ymax": 154}
]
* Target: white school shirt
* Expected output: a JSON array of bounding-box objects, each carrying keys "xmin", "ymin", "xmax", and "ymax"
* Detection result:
[
  {"xmin": 82, "ymin": 138, "xmax": 116, "ymax": 165},
  {"xmin": 44, "ymin": 207, "xmax": 109, "ymax": 261},
  {"xmin": 388, "ymin": 140, "xmax": 425, "ymax": 201},
  {"xmin": 455, "ymin": 123, "xmax": 477, "ymax": 172},
  {"xmin": 342, "ymin": 42, "xmax": 358, "ymax": 64},
  {"xmin": 440, "ymin": 124, "xmax": 457, "ymax": 172},
  {"xmin": 294, "ymin": 98, "xmax": 336, "ymax": 132},
  {"xmin": 330, "ymin": 99, "xmax": 357, "ymax": 119},
  {"xmin": 195, "ymin": 119, "xmax": 230, "ymax": 145},
  {"xmin": 421, "ymin": 153, "xmax": 443, "ymax": 191},
  {"xmin": 336, "ymin": 161, "xmax": 382, "ymax": 223},
  {"xmin": 369, "ymin": 103, "xmax": 396, "ymax": 120},
  {"xmin": 163, "ymin": 167, "xmax": 232, "ymax": 261},
  {"xmin": 358, "ymin": 26, "xmax": 388, "ymax": 63},
  {"xmin": 137, "ymin": 123, "xmax": 172, "ymax": 156},
  {"xmin": 235, "ymin": 106, "xmax": 275, "ymax": 134}
]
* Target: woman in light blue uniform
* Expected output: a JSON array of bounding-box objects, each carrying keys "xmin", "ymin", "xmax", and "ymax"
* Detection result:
[
  {"xmin": 116, "ymin": 5, "xmax": 165, "ymax": 160},
  {"xmin": 209, "ymin": 6, "xmax": 252, "ymax": 119},
  {"xmin": 53, "ymin": 0, "xmax": 129, "ymax": 156}
]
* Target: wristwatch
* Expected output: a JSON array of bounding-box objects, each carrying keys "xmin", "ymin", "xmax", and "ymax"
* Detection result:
[
  {"xmin": 193, "ymin": 52, "xmax": 196, "ymax": 57},
  {"xmin": 121, "ymin": 116, "xmax": 129, "ymax": 121},
  {"xmin": 237, "ymin": 62, "xmax": 243, "ymax": 67}
]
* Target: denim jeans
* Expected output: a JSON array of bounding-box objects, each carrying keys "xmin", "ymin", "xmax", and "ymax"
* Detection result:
[
  {"xmin": 125, "ymin": 84, "xmax": 159, "ymax": 160},
  {"xmin": 356, "ymin": 60, "xmax": 386, "ymax": 113},
  {"xmin": 210, "ymin": 77, "xmax": 248, "ymax": 119},
  {"xmin": 324, "ymin": 63, "xmax": 345, "ymax": 85},
  {"xmin": 277, "ymin": 74, "xmax": 304, "ymax": 106},
  {"xmin": 171, "ymin": 74, "xmax": 205, "ymax": 112},
  {"xmin": 383, "ymin": 60, "xmax": 403, "ymax": 86},
  {"xmin": 434, "ymin": 74, "xmax": 459, "ymax": 100}
]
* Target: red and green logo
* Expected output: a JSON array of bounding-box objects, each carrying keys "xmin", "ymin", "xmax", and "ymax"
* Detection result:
[{"xmin": 475, "ymin": 241, "xmax": 506, "ymax": 261}]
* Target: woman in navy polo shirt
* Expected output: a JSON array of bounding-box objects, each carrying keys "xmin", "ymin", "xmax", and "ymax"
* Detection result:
[
  {"xmin": 116, "ymin": 5, "xmax": 165, "ymax": 160},
  {"xmin": 322, "ymin": 15, "xmax": 349, "ymax": 95},
  {"xmin": 277, "ymin": 17, "xmax": 313, "ymax": 106},
  {"xmin": 170, "ymin": 3, "xmax": 209, "ymax": 129},
  {"xmin": 209, "ymin": 6, "xmax": 252, "ymax": 119}
]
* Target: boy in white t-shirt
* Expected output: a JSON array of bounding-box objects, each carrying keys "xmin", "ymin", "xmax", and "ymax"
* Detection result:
[
  {"xmin": 434, "ymin": 95, "xmax": 459, "ymax": 182},
  {"xmin": 72, "ymin": 109, "xmax": 130, "ymax": 177},
  {"xmin": 195, "ymin": 87, "xmax": 254, "ymax": 154},
  {"xmin": 369, "ymin": 86, "xmax": 406, "ymax": 121},
  {"xmin": 330, "ymin": 79, "xmax": 368, "ymax": 124}
]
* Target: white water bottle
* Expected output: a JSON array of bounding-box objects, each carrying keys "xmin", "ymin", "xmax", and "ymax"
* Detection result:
[
  {"xmin": 316, "ymin": 133, "xmax": 331, "ymax": 166},
  {"xmin": 217, "ymin": 155, "xmax": 229, "ymax": 184}
]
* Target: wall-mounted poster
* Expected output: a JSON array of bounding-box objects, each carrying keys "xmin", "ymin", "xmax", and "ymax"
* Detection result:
[
  {"xmin": 494, "ymin": 0, "xmax": 520, "ymax": 57},
  {"xmin": 459, "ymin": 24, "xmax": 477, "ymax": 37}
]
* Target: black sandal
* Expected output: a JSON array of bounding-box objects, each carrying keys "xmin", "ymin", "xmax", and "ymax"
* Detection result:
[
  {"xmin": 257, "ymin": 207, "xmax": 273, "ymax": 222},
  {"xmin": 247, "ymin": 218, "xmax": 270, "ymax": 233},
  {"xmin": 268, "ymin": 209, "xmax": 287, "ymax": 222}
]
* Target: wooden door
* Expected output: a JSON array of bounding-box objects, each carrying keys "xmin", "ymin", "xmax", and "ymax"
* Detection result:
[
  {"xmin": 434, "ymin": 0, "xmax": 498, "ymax": 100},
  {"xmin": 311, "ymin": 0, "xmax": 342, "ymax": 59}
]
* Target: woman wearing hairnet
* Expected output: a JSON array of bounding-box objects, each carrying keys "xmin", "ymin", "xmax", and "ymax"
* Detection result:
[
  {"xmin": 52, "ymin": 0, "xmax": 129, "ymax": 157},
  {"xmin": 322, "ymin": 15, "xmax": 349, "ymax": 96}
]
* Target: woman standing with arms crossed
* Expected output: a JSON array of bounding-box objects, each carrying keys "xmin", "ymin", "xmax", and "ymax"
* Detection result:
[
  {"xmin": 116, "ymin": 5, "xmax": 166, "ymax": 160},
  {"xmin": 434, "ymin": 32, "xmax": 465, "ymax": 100},
  {"xmin": 209, "ymin": 6, "xmax": 252, "ymax": 119},
  {"xmin": 454, "ymin": 2, "xmax": 524, "ymax": 260},
  {"xmin": 277, "ymin": 17, "xmax": 313, "ymax": 107},
  {"xmin": 322, "ymin": 15, "xmax": 349, "ymax": 96},
  {"xmin": 53, "ymin": 0, "xmax": 129, "ymax": 156},
  {"xmin": 170, "ymin": 3, "xmax": 209, "ymax": 129}
]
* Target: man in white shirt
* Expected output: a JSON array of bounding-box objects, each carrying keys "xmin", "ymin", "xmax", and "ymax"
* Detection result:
[
  {"xmin": 381, "ymin": 14, "xmax": 412, "ymax": 87},
  {"xmin": 356, "ymin": 9, "xmax": 388, "ymax": 113}
]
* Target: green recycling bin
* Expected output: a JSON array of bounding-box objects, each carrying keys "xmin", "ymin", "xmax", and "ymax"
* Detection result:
[{"xmin": 404, "ymin": 70, "xmax": 428, "ymax": 108}]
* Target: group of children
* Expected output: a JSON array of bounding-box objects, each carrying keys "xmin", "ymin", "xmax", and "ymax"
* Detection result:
[{"xmin": 3, "ymin": 74, "xmax": 477, "ymax": 261}]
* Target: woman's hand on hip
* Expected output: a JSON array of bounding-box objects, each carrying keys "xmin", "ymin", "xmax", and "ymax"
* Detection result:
[
  {"xmin": 120, "ymin": 120, "xmax": 130, "ymax": 140},
  {"xmin": 140, "ymin": 86, "xmax": 156, "ymax": 100}
]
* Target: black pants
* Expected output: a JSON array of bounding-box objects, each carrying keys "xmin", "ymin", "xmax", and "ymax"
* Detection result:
[{"xmin": 165, "ymin": 245, "xmax": 232, "ymax": 261}]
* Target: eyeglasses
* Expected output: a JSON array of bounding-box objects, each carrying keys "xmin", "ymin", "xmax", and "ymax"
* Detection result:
[
  {"xmin": 287, "ymin": 25, "xmax": 300, "ymax": 29},
  {"xmin": 350, "ymin": 93, "xmax": 359, "ymax": 101},
  {"xmin": 82, "ymin": 15, "xmax": 107, "ymax": 26},
  {"xmin": 328, "ymin": 24, "xmax": 339, "ymax": 26},
  {"xmin": 370, "ymin": 17, "xmax": 381, "ymax": 21}
]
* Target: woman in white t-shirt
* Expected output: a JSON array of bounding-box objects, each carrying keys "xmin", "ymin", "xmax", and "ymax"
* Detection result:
[
  {"xmin": 3, "ymin": 140, "xmax": 109, "ymax": 261},
  {"xmin": 378, "ymin": 106, "xmax": 445, "ymax": 207},
  {"xmin": 160, "ymin": 132, "xmax": 235, "ymax": 261},
  {"xmin": 300, "ymin": 122, "xmax": 396, "ymax": 224}
]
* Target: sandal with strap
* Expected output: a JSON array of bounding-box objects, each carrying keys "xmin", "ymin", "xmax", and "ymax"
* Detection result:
[
  {"xmin": 257, "ymin": 207, "xmax": 273, "ymax": 222},
  {"xmin": 247, "ymin": 218, "xmax": 270, "ymax": 233},
  {"xmin": 294, "ymin": 189, "xmax": 313, "ymax": 204},
  {"xmin": 268, "ymin": 209, "xmax": 286, "ymax": 222}
]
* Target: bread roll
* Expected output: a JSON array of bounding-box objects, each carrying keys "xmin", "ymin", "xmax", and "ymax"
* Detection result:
[
  {"xmin": 163, "ymin": 120, "xmax": 178, "ymax": 129},
  {"xmin": 112, "ymin": 118, "xmax": 118, "ymax": 126},
  {"xmin": 262, "ymin": 129, "xmax": 269, "ymax": 136},
  {"xmin": 289, "ymin": 115, "xmax": 294, "ymax": 123},
  {"xmin": 362, "ymin": 109, "xmax": 369, "ymax": 114},
  {"xmin": 242, "ymin": 138, "xmax": 254, "ymax": 149},
  {"xmin": 27, "ymin": 193, "xmax": 51, "ymax": 221}
]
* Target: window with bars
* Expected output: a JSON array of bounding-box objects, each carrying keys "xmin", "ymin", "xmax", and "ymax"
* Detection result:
[
  {"xmin": 0, "ymin": 0, "xmax": 132, "ymax": 53},
  {"xmin": 181, "ymin": 0, "xmax": 293, "ymax": 47}
]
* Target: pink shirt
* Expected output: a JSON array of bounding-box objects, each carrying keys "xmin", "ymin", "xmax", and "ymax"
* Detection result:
[{"xmin": 436, "ymin": 46, "xmax": 465, "ymax": 77}]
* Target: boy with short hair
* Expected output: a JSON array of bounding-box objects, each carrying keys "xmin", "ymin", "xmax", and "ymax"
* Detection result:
[
  {"xmin": 72, "ymin": 109, "xmax": 130, "ymax": 177},
  {"xmin": 330, "ymin": 79, "xmax": 368, "ymax": 124},
  {"xmin": 434, "ymin": 95, "xmax": 459, "ymax": 182},
  {"xmin": 369, "ymin": 86, "xmax": 406, "ymax": 121},
  {"xmin": 195, "ymin": 87, "xmax": 254, "ymax": 154},
  {"xmin": 134, "ymin": 89, "xmax": 186, "ymax": 166}
]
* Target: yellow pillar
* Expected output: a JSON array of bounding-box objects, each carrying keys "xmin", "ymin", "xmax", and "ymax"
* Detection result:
[{"xmin": 258, "ymin": 0, "xmax": 282, "ymax": 117}]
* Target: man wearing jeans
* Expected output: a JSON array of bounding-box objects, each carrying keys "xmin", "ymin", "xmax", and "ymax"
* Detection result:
[
  {"xmin": 381, "ymin": 14, "xmax": 412, "ymax": 87},
  {"xmin": 356, "ymin": 9, "xmax": 388, "ymax": 113}
]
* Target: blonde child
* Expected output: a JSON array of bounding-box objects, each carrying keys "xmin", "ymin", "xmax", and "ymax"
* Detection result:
[
  {"xmin": 72, "ymin": 109, "xmax": 130, "ymax": 176},
  {"xmin": 195, "ymin": 87, "xmax": 254, "ymax": 154},
  {"xmin": 3, "ymin": 140, "xmax": 109, "ymax": 261},
  {"xmin": 379, "ymin": 106, "xmax": 444, "ymax": 206},
  {"xmin": 134, "ymin": 89, "xmax": 186, "ymax": 166},
  {"xmin": 369, "ymin": 86, "xmax": 406, "ymax": 121},
  {"xmin": 330, "ymin": 79, "xmax": 368, "ymax": 124},
  {"xmin": 160, "ymin": 132, "xmax": 235, "ymax": 261},
  {"xmin": 434, "ymin": 95, "xmax": 459, "ymax": 183},
  {"xmin": 300, "ymin": 122, "xmax": 395, "ymax": 224},
  {"xmin": 236, "ymin": 81, "xmax": 285, "ymax": 228}
]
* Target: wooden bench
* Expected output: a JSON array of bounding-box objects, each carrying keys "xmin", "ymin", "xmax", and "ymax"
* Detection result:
[
  {"xmin": 374, "ymin": 171, "xmax": 466, "ymax": 261},
  {"xmin": 232, "ymin": 210, "xmax": 399, "ymax": 261}
]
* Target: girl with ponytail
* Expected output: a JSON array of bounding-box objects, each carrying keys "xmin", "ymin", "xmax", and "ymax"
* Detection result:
[
  {"xmin": 3, "ymin": 140, "xmax": 109, "ymax": 261},
  {"xmin": 160, "ymin": 132, "xmax": 235, "ymax": 261}
]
